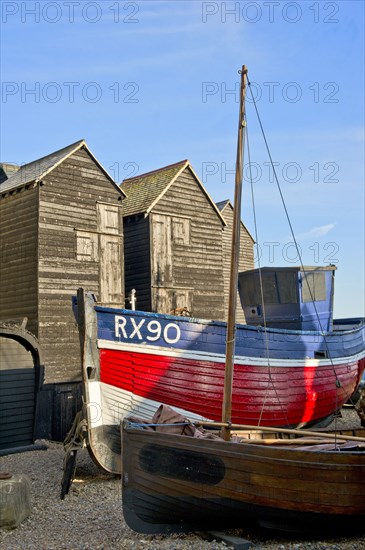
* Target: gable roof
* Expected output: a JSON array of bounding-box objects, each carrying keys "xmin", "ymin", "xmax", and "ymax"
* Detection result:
[
  {"xmin": 0, "ymin": 140, "xmax": 126, "ymax": 197},
  {"xmin": 216, "ymin": 199, "xmax": 230, "ymax": 212},
  {"xmin": 0, "ymin": 163, "xmax": 20, "ymax": 184},
  {"xmin": 216, "ymin": 199, "xmax": 255, "ymax": 243},
  {"xmin": 121, "ymin": 160, "xmax": 226, "ymax": 225}
]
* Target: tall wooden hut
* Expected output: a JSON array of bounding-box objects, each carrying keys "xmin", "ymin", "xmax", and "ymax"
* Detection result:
[
  {"xmin": 216, "ymin": 199, "xmax": 255, "ymax": 323},
  {"xmin": 0, "ymin": 140, "xmax": 125, "ymax": 439},
  {"xmin": 122, "ymin": 160, "xmax": 227, "ymax": 320}
]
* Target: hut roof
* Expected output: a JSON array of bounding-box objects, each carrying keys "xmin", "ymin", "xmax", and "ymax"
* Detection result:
[
  {"xmin": 216, "ymin": 199, "xmax": 231, "ymax": 212},
  {"xmin": 0, "ymin": 140, "xmax": 125, "ymax": 197},
  {"xmin": 215, "ymin": 198, "xmax": 255, "ymax": 243},
  {"xmin": 121, "ymin": 159, "xmax": 226, "ymax": 225}
]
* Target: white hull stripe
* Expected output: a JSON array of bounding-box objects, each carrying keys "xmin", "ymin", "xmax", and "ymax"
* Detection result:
[
  {"xmin": 97, "ymin": 339, "xmax": 365, "ymax": 369},
  {"xmin": 88, "ymin": 381, "xmax": 209, "ymax": 427}
]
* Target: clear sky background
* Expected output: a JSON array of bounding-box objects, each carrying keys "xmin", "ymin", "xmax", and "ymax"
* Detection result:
[{"xmin": 1, "ymin": 0, "xmax": 364, "ymax": 318}]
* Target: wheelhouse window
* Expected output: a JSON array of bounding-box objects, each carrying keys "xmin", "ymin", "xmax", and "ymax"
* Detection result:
[
  {"xmin": 240, "ymin": 270, "xmax": 298, "ymax": 305},
  {"xmin": 276, "ymin": 271, "xmax": 298, "ymax": 304},
  {"xmin": 301, "ymin": 271, "xmax": 326, "ymax": 302}
]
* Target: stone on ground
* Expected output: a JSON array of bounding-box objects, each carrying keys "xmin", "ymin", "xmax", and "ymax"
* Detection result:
[{"xmin": 0, "ymin": 474, "xmax": 32, "ymax": 530}]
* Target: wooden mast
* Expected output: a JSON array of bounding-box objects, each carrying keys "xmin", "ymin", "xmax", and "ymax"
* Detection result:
[{"xmin": 222, "ymin": 65, "xmax": 248, "ymax": 441}]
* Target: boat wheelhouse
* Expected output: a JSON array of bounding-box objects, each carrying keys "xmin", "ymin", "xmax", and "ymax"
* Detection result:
[{"xmin": 239, "ymin": 265, "xmax": 336, "ymax": 332}]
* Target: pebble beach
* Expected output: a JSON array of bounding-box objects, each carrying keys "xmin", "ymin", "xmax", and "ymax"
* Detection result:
[{"xmin": 1, "ymin": 409, "xmax": 364, "ymax": 550}]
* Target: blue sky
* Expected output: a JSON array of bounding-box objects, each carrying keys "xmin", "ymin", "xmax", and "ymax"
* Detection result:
[{"xmin": 1, "ymin": 0, "xmax": 364, "ymax": 317}]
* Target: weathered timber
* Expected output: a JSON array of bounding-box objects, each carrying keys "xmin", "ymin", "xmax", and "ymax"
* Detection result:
[
  {"xmin": 217, "ymin": 200, "xmax": 255, "ymax": 324},
  {"xmin": 122, "ymin": 162, "xmax": 240, "ymax": 320},
  {"xmin": 0, "ymin": 140, "xmax": 125, "ymax": 440},
  {"xmin": 122, "ymin": 426, "xmax": 365, "ymax": 534},
  {"xmin": 0, "ymin": 187, "xmax": 39, "ymax": 336}
]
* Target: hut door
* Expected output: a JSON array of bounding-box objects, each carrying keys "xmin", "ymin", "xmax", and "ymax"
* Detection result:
[
  {"xmin": 97, "ymin": 203, "xmax": 123, "ymax": 305},
  {"xmin": 0, "ymin": 337, "xmax": 35, "ymax": 450},
  {"xmin": 152, "ymin": 214, "xmax": 172, "ymax": 285},
  {"xmin": 99, "ymin": 235, "xmax": 123, "ymax": 304}
]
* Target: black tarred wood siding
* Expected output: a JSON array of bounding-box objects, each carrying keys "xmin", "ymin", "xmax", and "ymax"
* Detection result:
[
  {"xmin": 0, "ymin": 337, "xmax": 35, "ymax": 450},
  {"xmin": 122, "ymin": 167, "xmax": 225, "ymax": 320},
  {"xmin": 153, "ymin": 168, "xmax": 225, "ymax": 320},
  {"xmin": 123, "ymin": 215, "xmax": 151, "ymax": 312},
  {"xmin": 0, "ymin": 186, "xmax": 39, "ymax": 336}
]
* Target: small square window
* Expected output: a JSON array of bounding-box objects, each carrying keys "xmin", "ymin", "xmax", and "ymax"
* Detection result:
[
  {"xmin": 172, "ymin": 217, "xmax": 190, "ymax": 245},
  {"xmin": 76, "ymin": 231, "xmax": 98, "ymax": 261}
]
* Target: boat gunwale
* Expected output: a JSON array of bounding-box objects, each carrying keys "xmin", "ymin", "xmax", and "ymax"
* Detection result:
[
  {"xmin": 95, "ymin": 305, "xmax": 365, "ymax": 337},
  {"xmin": 123, "ymin": 425, "xmax": 365, "ymax": 463}
]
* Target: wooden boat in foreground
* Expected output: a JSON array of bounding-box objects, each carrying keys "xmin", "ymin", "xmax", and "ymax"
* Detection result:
[{"xmin": 122, "ymin": 417, "xmax": 365, "ymax": 534}]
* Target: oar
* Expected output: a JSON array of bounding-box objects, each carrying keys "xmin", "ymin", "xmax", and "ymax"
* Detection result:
[
  {"xmin": 194, "ymin": 421, "xmax": 365, "ymax": 443},
  {"xmin": 237, "ymin": 438, "xmax": 363, "ymax": 446}
]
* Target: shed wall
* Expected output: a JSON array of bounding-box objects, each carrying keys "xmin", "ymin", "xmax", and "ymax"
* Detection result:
[
  {"xmin": 152, "ymin": 168, "xmax": 225, "ymax": 320},
  {"xmin": 38, "ymin": 147, "xmax": 123, "ymax": 383},
  {"xmin": 221, "ymin": 205, "xmax": 255, "ymax": 323},
  {"xmin": 0, "ymin": 186, "xmax": 39, "ymax": 335}
]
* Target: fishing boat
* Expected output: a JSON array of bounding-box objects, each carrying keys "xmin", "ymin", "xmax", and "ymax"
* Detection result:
[
  {"xmin": 76, "ymin": 288, "xmax": 364, "ymax": 474},
  {"xmin": 74, "ymin": 64, "xmax": 364, "ymax": 477},
  {"xmin": 120, "ymin": 64, "xmax": 365, "ymax": 535}
]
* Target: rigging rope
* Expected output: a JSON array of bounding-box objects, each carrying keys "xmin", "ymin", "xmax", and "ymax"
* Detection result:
[
  {"xmin": 246, "ymin": 76, "xmax": 354, "ymax": 429},
  {"xmin": 246, "ymin": 118, "xmax": 290, "ymax": 427}
]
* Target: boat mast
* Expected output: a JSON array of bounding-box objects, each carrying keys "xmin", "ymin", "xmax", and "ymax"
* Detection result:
[{"xmin": 222, "ymin": 65, "xmax": 248, "ymax": 441}]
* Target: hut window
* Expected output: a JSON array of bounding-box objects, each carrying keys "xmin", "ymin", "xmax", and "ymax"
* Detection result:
[
  {"xmin": 76, "ymin": 231, "xmax": 98, "ymax": 261},
  {"xmin": 302, "ymin": 272, "xmax": 326, "ymax": 302},
  {"xmin": 172, "ymin": 217, "xmax": 190, "ymax": 245},
  {"xmin": 97, "ymin": 204, "xmax": 120, "ymax": 234}
]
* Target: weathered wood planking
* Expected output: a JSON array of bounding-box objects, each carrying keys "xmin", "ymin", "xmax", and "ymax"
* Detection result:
[
  {"xmin": 38, "ymin": 148, "xmax": 124, "ymax": 383},
  {"xmin": 218, "ymin": 201, "xmax": 255, "ymax": 324},
  {"xmin": 122, "ymin": 165, "xmax": 227, "ymax": 320},
  {"xmin": 0, "ymin": 143, "xmax": 124, "ymax": 386},
  {"xmin": 0, "ymin": 323, "xmax": 43, "ymax": 451},
  {"xmin": 0, "ymin": 336, "xmax": 35, "ymax": 450},
  {"xmin": 0, "ymin": 187, "xmax": 39, "ymax": 336},
  {"xmin": 122, "ymin": 426, "xmax": 365, "ymax": 534},
  {"xmin": 124, "ymin": 215, "xmax": 151, "ymax": 312}
]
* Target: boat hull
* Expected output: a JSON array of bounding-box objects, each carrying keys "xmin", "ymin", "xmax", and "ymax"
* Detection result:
[
  {"xmin": 77, "ymin": 291, "xmax": 365, "ymax": 473},
  {"xmin": 122, "ymin": 427, "xmax": 365, "ymax": 534},
  {"xmin": 99, "ymin": 347, "xmax": 364, "ymax": 427}
]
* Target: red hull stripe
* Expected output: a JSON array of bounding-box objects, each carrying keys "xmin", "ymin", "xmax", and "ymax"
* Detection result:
[
  {"xmin": 99, "ymin": 349, "xmax": 364, "ymax": 426},
  {"xmin": 98, "ymin": 339, "xmax": 365, "ymax": 367}
]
